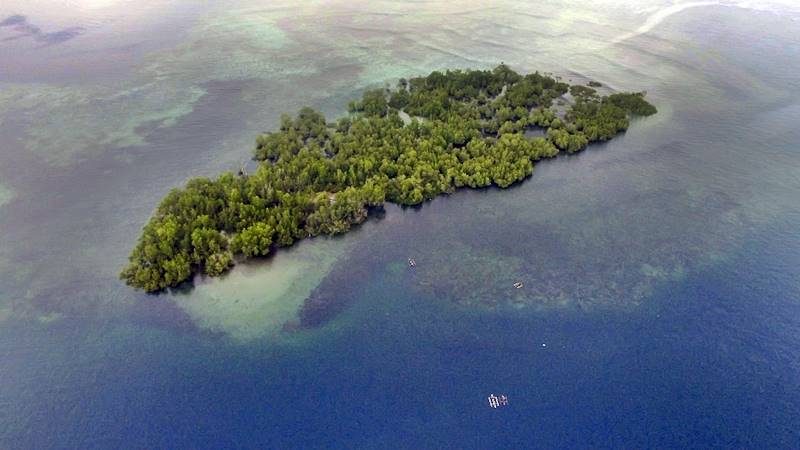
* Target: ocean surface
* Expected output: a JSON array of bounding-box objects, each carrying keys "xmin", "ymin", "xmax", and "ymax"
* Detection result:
[{"xmin": 1, "ymin": 1, "xmax": 799, "ymax": 448}]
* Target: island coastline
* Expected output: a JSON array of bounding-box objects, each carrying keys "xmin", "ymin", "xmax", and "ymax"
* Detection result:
[{"xmin": 121, "ymin": 64, "xmax": 657, "ymax": 293}]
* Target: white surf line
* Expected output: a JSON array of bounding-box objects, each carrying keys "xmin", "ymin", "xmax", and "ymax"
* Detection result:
[{"xmin": 612, "ymin": 1, "xmax": 720, "ymax": 44}]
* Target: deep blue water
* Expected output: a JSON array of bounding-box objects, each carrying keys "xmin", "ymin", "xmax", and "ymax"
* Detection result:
[
  {"xmin": 4, "ymin": 217, "xmax": 799, "ymax": 448},
  {"xmin": 1, "ymin": 1, "xmax": 800, "ymax": 448}
]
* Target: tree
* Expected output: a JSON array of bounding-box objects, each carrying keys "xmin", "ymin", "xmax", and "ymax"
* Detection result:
[
  {"xmin": 232, "ymin": 222, "xmax": 274, "ymax": 257},
  {"xmin": 205, "ymin": 251, "xmax": 233, "ymax": 276},
  {"xmin": 606, "ymin": 92, "xmax": 657, "ymax": 116},
  {"xmin": 351, "ymin": 89, "xmax": 389, "ymax": 117}
]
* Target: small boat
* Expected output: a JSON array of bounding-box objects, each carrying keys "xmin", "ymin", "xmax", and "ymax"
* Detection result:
[
  {"xmin": 408, "ymin": 258, "xmax": 416, "ymax": 267},
  {"xmin": 488, "ymin": 393, "xmax": 509, "ymax": 408},
  {"xmin": 513, "ymin": 282, "xmax": 523, "ymax": 289}
]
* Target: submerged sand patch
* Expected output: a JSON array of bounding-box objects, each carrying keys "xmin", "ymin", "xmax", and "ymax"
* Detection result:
[{"xmin": 172, "ymin": 236, "xmax": 355, "ymax": 341}]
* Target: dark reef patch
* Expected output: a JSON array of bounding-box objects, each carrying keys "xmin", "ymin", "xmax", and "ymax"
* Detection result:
[{"xmin": 0, "ymin": 14, "xmax": 84, "ymax": 45}]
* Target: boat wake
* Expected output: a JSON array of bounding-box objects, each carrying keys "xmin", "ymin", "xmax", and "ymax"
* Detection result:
[
  {"xmin": 611, "ymin": 0, "xmax": 799, "ymax": 45},
  {"xmin": 611, "ymin": 1, "xmax": 719, "ymax": 44}
]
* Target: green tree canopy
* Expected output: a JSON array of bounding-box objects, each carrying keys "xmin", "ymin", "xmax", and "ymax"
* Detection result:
[{"xmin": 121, "ymin": 65, "xmax": 656, "ymax": 292}]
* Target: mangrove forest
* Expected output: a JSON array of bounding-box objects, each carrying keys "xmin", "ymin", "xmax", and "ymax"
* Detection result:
[{"xmin": 121, "ymin": 65, "xmax": 657, "ymax": 292}]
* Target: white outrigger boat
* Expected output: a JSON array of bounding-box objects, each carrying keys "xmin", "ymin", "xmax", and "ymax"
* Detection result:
[
  {"xmin": 488, "ymin": 394, "xmax": 509, "ymax": 408},
  {"xmin": 408, "ymin": 258, "xmax": 416, "ymax": 267},
  {"xmin": 513, "ymin": 282, "xmax": 524, "ymax": 289}
]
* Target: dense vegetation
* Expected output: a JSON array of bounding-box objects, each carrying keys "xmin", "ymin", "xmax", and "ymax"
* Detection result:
[{"xmin": 121, "ymin": 65, "xmax": 656, "ymax": 292}]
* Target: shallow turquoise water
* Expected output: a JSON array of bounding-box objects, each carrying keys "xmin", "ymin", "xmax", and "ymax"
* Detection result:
[{"xmin": 1, "ymin": 1, "xmax": 799, "ymax": 448}]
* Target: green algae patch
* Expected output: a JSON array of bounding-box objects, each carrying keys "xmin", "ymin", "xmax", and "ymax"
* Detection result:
[
  {"xmin": 0, "ymin": 307, "xmax": 10, "ymax": 324},
  {"xmin": 0, "ymin": 82, "xmax": 206, "ymax": 167},
  {"xmin": 36, "ymin": 312, "xmax": 63, "ymax": 324},
  {"xmin": 0, "ymin": 183, "xmax": 13, "ymax": 208}
]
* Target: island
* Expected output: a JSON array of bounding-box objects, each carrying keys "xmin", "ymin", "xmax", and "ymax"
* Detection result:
[{"xmin": 121, "ymin": 65, "xmax": 657, "ymax": 292}]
